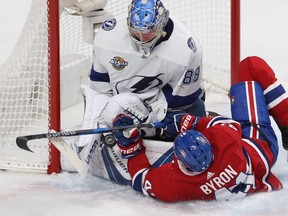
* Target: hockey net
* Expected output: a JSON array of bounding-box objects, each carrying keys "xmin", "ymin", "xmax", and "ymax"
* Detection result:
[{"xmin": 0, "ymin": 0, "xmax": 240, "ymax": 173}]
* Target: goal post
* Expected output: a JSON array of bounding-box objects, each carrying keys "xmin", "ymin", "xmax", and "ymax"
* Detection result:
[
  {"xmin": 0, "ymin": 0, "xmax": 240, "ymax": 173},
  {"xmin": 231, "ymin": 0, "xmax": 241, "ymax": 85},
  {"xmin": 48, "ymin": 0, "xmax": 61, "ymax": 174}
]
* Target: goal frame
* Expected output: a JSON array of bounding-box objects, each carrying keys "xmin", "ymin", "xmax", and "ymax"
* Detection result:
[
  {"xmin": 48, "ymin": 0, "xmax": 61, "ymax": 174},
  {"xmin": 47, "ymin": 0, "xmax": 241, "ymax": 173},
  {"xmin": 231, "ymin": 0, "xmax": 241, "ymax": 85},
  {"xmin": 0, "ymin": 0, "xmax": 240, "ymax": 174}
]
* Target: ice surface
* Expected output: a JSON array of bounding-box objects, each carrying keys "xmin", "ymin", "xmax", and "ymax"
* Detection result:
[{"xmin": 0, "ymin": 0, "xmax": 288, "ymax": 216}]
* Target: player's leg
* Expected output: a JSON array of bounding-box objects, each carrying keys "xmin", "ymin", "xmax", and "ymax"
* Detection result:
[
  {"xmin": 239, "ymin": 56, "xmax": 288, "ymax": 150},
  {"xmin": 230, "ymin": 81, "xmax": 279, "ymax": 162},
  {"xmin": 185, "ymin": 98, "xmax": 206, "ymax": 117}
]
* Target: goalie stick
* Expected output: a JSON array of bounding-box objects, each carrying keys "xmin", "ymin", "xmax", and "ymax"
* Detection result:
[{"xmin": 16, "ymin": 122, "xmax": 166, "ymax": 153}]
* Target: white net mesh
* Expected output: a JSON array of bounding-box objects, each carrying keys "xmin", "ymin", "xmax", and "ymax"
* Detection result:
[
  {"xmin": 0, "ymin": 0, "xmax": 92, "ymax": 172},
  {"xmin": 0, "ymin": 0, "xmax": 235, "ymax": 172},
  {"xmin": 0, "ymin": 1, "xmax": 50, "ymax": 171}
]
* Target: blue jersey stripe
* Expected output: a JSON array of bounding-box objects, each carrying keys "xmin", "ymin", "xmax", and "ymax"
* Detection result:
[
  {"xmin": 151, "ymin": 147, "xmax": 174, "ymax": 168},
  {"xmin": 90, "ymin": 66, "xmax": 110, "ymax": 82},
  {"xmin": 162, "ymin": 84, "xmax": 202, "ymax": 108},
  {"xmin": 265, "ymin": 84, "xmax": 286, "ymax": 104},
  {"xmin": 132, "ymin": 171, "xmax": 145, "ymax": 193}
]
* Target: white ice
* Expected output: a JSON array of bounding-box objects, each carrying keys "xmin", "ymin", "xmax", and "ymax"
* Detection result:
[{"xmin": 0, "ymin": 0, "xmax": 288, "ymax": 216}]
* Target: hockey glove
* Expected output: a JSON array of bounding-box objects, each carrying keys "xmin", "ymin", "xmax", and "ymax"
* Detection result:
[
  {"xmin": 112, "ymin": 114, "xmax": 143, "ymax": 159},
  {"xmin": 159, "ymin": 111, "xmax": 199, "ymax": 139}
]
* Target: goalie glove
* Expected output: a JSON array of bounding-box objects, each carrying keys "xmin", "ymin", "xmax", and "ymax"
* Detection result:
[
  {"xmin": 112, "ymin": 114, "xmax": 143, "ymax": 159},
  {"xmin": 140, "ymin": 99, "xmax": 167, "ymax": 137},
  {"xmin": 102, "ymin": 93, "xmax": 167, "ymax": 137},
  {"xmin": 103, "ymin": 93, "xmax": 149, "ymax": 127},
  {"xmin": 159, "ymin": 111, "xmax": 200, "ymax": 139}
]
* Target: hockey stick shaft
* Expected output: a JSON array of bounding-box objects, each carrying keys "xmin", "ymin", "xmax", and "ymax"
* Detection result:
[{"xmin": 16, "ymin": 122, "xmax": 166, "ymax": 152}]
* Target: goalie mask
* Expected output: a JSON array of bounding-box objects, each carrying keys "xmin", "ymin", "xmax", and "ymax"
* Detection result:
[
  {"xmin": 174, "ymin": 130, "xmax": 214, "ymax": 174},
  {"xmin": 127, "ymin": 0, "xmax": 169, "ymax": 57}
]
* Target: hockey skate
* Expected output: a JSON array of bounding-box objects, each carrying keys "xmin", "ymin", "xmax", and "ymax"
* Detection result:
[
  {"xmin": 206, "ymin": 111, "xmax": 221, "ymax": 117},
  {"xmin": 280, "ymin": 126, "xmax": 288, "ymax": 150},
  {"xmin": 280, "ymin": 126, "xmax": 288, "ymax": 163}
]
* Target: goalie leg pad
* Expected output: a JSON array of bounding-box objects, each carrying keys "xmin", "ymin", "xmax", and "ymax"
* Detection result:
[{"xmin": 78, "ymin": 85, "xmax": 111, "ymax": 148}]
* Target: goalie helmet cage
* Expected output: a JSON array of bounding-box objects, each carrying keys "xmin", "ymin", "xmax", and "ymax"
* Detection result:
[{"xmin": 0, "ymin": 0, "xmax": 240, "ymax": 173}]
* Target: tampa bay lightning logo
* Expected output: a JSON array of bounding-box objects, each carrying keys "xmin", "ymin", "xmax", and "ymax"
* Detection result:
[
  {"xmin": 102, "ymin": 18, "xmax": 117, "ymax": 31},
  {"xmin": 187, "ymin": 37, "xmax": 197, "ymax": 52},
  {"xmin": 115, "ymin": 74, "xmax": 164, "ymax": 94}
]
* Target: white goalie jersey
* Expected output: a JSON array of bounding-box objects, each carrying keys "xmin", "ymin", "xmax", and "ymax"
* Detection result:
[
  {"xmin": 75, "ymin": 13, "xmax": 204, "ymax": 169},
  {"xmin": 89, "ymin": 13, "xmax": 203, "ymax": 110}
]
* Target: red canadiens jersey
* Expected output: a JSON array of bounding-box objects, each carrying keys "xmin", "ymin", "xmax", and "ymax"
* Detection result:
[{"xmin": 128, "ymin": 116, "xmax": 283, "ymax": 202}]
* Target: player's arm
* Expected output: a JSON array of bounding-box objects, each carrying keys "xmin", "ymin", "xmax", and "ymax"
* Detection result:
[
  {"xmin": 89, "ymin": 47, "xmax": 113, "ymax": 95},
  {"xmin": 111, "ymin": 114, "xmax": 153, "ymax": 189},
  {"xmin": 159, "ymin": 111, "xmax": 242, "ymax": 139},
  {"xmin": 112, "ymin": 114, "xmax": 176, "ymax": 201},
  {"xmin": 162, "ymin": 39, "xmax": 204, "ymax": 110}
]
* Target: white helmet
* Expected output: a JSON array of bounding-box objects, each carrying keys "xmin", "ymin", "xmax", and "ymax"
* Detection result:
[{"xmin": 127, "ymin": 0, "xmax": 169, "ymax": 57}]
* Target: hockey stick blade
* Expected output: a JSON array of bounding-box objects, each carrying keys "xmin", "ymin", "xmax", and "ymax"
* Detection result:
[
  {"xmin": 16, "ymin": 134, "xmax": 48, "ymax": 153},
  {"xmin": 16, "ymin": 122, "xmax": 166, "ymax": 152}
]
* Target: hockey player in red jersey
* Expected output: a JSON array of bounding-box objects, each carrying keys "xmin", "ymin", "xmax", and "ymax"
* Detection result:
[{"xmin": 111, "ymin": 56, "xmax": 288, "ymax": 202}]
